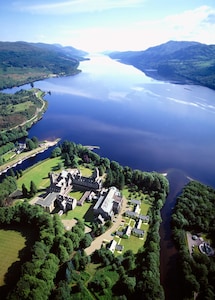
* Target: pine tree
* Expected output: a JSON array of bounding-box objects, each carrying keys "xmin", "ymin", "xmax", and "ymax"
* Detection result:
[
  {"xmin": 22, "ymin": 183, "xmax": 28, "ymax": 198},
  {"xmin": 30, "ymin": 181, "xmax": 37, "ymax": 196}
]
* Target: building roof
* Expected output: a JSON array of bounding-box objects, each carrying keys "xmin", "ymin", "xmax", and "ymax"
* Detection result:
[
  {"xmin": 139, "ymin": 215, "xmax": 149, "ymax": 222},
  {"xmin": 125, "ymin": 225, "xmax": 132, "ymax": 236},
  {"xmin": 100, "ymin": 187, "xmax": 116, "ymax": 214},
  {"xmin": 116, "ymin": 231, "xmax": 124, "ymax": 237},
  {"xmin": 108, "ymin": 239, "xmax": 117, "ymax": 252},
  {"xmin": 131, "ymin": 199, "xmax": 141, "ymax": 205},
  {"xmin": 94, "ymin": 187, "xmax": 122, "ymax": 216},
  {"xmin": 125, "ymin": 210, "xmax": 137, "ymax": 218},
  {"xmin": 36, "ymin": 192, "xmax": 58, "ymax": 208},
  {"xmin": 116, "ymin": 244, "xmax": 124, "ymax": 251},
  {"xmin": 132, "ymin": 228, "xmax": 144, "ymax": 236}
]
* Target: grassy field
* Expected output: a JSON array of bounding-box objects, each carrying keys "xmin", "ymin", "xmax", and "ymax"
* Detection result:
[
  {"xmin": 13, "ymin": 101, "xmax": 32, "ymax": 112},
  {"xmin": 79, "ymin": 166, "xmax": 93, "ymax": 177},
  {"xmin": 1, "ymin": 151, "xmax": 14, "ymax": 163},
  {"xmin": 17, "ymin": 157, "xmax": 63, "ymax": 191},
  {"xmin": 0, "ymin": 229, "xmax": 26, "ymax": 286},
  {"xmin": 69, "ymin": 190, "xmax": 84, "ymax": 200},
  {"xmin": 119, "ymin": 234, "xmax": 146, "ymax": 253},
  {"xmin": 61, "ymin": 202, "xmax": 94, "ymax": 225}
]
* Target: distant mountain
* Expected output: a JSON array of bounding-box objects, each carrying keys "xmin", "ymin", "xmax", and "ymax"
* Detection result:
[
  {"xmin": 0, "ymin": 41, "xmax": 88, "ymax": 89},
  {"xmin": 29, "ymin": 42, "xmax": 88, "ymax": 60},
  {"xmin": 109, "ymin": 41, "xmax": 215, "ymax": 90}
]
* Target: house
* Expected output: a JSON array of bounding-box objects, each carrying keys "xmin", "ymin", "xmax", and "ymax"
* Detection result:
[
  {"xmin": 130, "ymin": 199, "xmax": 141, "ymax": 206},
  {"xmin": 16, "ymin": 143, "xmax": 26, "ymax": 154},
  {"xmin": 93, "ymin": 187, "xmax": 123, "ymax": 221},
  {"xmin": 139, "ymin": 215, "xmax": 149, "ymax": 223},
  {"xmin": 36, "ymin": 192, "xmax": 58, "ymax": 213},
  {"xmin": 125, "ymin": 210, "xmax": 138, "ymax": 219},
  {"xmin": 116, "ymin": 244, "xmax": 124, "ymax": 252},
  {"xmin": 108, "ymin": 239, "xmax": 117, "ymax": 253},
  {"xmin": 116, "ymin": 230, "xmax": 124, "ymax": 237},
  {"xmin": 132, "ymin": 228, "xmax": 144, "ymax": 238},
  {"xmin": 136, "ymin": 219, "xmax": 142, "ymax": 229},
  {"xmin": 124, "ymin": 225, "xmax": 132, "ymax": 237},
  {"xmin": 134, "ymin": 204, "xmax": 140, "ymax": 214}
]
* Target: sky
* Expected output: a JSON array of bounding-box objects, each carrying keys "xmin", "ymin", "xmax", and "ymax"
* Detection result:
[{"xmin": 0, "ymin": 0, "xmax": 215, "ymax": 52}]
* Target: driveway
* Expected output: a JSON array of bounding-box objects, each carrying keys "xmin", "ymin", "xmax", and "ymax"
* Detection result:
[{"xmin": 85, "ymin": 196, "xmax": 128, "ymax": 256}]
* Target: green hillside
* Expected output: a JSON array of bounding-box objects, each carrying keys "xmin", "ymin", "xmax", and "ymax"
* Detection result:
[
  {"xmin": 109, "ymin": 41, "xmax": 215, "ymax": 90},
  {"xmin": 0, "ymin": 41, "xmax": 87, "ymax": 89}
]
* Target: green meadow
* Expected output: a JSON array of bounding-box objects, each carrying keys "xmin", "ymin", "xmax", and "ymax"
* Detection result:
[
  {"xmin": 61, "ymin": 202, "xmax": 94, "ymax": 225},
  {"xmin": 17, "ymin": 157, "xmax": 64, "ymax": 191},
  {"xmin": 0, "ymin": 229, "xmax": 26, "ymax": 286}
]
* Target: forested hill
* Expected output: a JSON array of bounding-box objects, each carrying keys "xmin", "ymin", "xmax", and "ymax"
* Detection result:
[
  {"xmin": 108, "ymin": 41, "xmax": 215, "ymax": 90},
  {"xmin": 0, "ymin": 41, "xmax": 88, "ymax": 89}
]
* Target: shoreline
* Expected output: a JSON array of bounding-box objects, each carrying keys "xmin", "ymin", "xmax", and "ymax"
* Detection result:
[{"xmin": 0, "ymin": 138, "xmax": 60, "ymax": 175}]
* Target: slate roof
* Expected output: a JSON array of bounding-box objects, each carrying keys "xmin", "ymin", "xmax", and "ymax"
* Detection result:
[
  {"xmin": 131, "ymin": 199, "xmax": 141, "ymax": 205},
  {"xmin": 36, "ymin": 192, "xmax": 58, "ymax": 208}
]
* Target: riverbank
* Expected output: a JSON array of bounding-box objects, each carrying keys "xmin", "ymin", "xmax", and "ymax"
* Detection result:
[{"xmin": 0, "ymin": 139, "xmax": 60, "ymax": 175}]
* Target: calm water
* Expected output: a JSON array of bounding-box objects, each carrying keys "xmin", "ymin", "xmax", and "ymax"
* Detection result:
[
  {"xmin": 22, "ymin": 54, "xmax": 215, "ymax": 188},
  {"xmin": 3, "ymin": 55, "xmax": 215, "ymax": 299}
]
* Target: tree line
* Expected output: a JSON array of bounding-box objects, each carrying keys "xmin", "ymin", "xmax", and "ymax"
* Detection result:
[
  {"xmin": 171, "ymin": 181, "xmax": 215, "ymax": 299},
  {"xmin": 0, "ymin": 202, "xmax": 90, "ymax": 300}
]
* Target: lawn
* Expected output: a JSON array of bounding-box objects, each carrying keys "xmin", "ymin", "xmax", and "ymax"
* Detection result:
[
  {"xmin": 69, "ymin": 190, "xmax": 84, "ymax": 200},
  {"xmin": 0, "ymin": 229, "xmax": 26, "ymax": 286},
  {"xmin": 122, "ymin": 186, "xmax": 146, "ymax": 203},
  {"xmin": 140, "ymin": 203, "xmax": 150, "ymax": 215},
  {"xmin": 1, "ymin": 151, "xmax": 15, "ymax": 163},
  {"xmin": 17, "ymin": 157, "xmax": 63, "ymax": 191},
  {"xmin": 8, "ymin": 101, "xmax": 32, "ymax": 113},
  {"xmin": 61, "ymin": 202, "xmax": 94, "ymax": 225},
  {"xmin": 79, "ymin": 165, "xmax": 93, "ymax": 177},
  {"xmin": 119, "ymin": 234, "xmax": 145, "ymax": 253}
]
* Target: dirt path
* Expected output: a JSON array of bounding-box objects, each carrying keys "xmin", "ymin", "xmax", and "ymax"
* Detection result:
[{"xmin": 85, "ymin": 196, "xmax": 128, "ymax": 256}]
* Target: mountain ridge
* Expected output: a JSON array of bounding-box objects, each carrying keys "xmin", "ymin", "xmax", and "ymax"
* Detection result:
[
  {"xmin": 0, "ymin": 41, "xmax": 88, "ymax": 90},
  {"xmin": 108, "ymin": 41, "xmax": 215, "ymax": 89}
]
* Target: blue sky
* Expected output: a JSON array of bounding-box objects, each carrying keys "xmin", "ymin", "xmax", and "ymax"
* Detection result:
[{"xmin": 1, "ymin": 0, "xmax": 215, "ymax": 52}]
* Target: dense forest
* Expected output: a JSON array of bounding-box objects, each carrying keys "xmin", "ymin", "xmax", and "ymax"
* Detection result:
[
  {"xmin": 0, "ymin": 41, "xmax": 87, "ymax": 90},
  {"xmin": 171, "ymin": 181, "xmax": 215, "ymax": 299},
  {"xmin": 0, "ymin": 141, "xmax": 169, "ymax": 299},
  {"xmin": 109, "ymin": 40, "xmax": 215, "ymax": 90}
]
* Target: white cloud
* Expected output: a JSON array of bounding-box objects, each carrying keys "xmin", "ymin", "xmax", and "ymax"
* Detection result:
[
  {"xmin": 60, "ymin": 5, "xmax": 215, "ymax": 52},
  {"xmin": 17, "ymin": 0, "xmax": 144, "ymax": 14},
  {"xmin": 136, "ymin": 5, "xmax": 215, "ymax": 46}
]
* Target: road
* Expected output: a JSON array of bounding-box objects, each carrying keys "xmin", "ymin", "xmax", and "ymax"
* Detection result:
[{"xmin": 85, "ymin": 196, "xmax": 128, "ymax": 256}]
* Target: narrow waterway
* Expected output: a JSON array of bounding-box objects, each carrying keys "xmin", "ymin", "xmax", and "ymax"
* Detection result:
[{"xmin": 160, "ymin": 169, "xmax": 190, "ymax": 299}]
